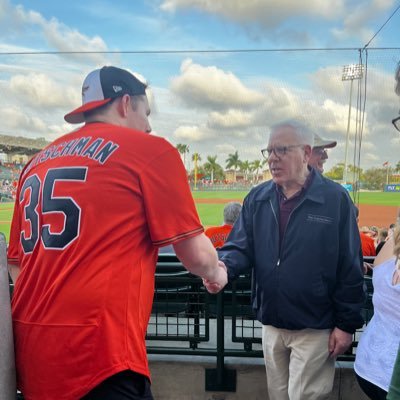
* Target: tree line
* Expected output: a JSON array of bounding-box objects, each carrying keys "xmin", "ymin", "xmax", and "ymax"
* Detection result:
[
  {"xmin": 175, "ymin": 143, "xmax": 266, "ymax": 183},
  {"xmin": 325, "ymin": 161, "xmax": 400, "ymax": 190},
  {"xmin": 176, "ymin": 143, "xmax": 400, "ymax": 189}
]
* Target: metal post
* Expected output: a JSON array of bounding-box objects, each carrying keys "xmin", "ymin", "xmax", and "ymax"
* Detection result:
[
  {"xmin": 386, "ymin": 164, "xmax": 389, "ymax": 185},
  {"xmin": 343, "ymin": 78, "xmax": 354, "ymax": 184},
  {"xmin": 205, "ymin": 289, "xmax": 236, "ymax": 392},
  {"xmin": 0, "ymin": 233, "xmax": 16, "ymax": 400},
  {"xmin": 194, "ymin": 153, "xmax": 198, "ymax": 190},
  {"xmin": 342, "ymin": 64, "xmax": 363, "ymax": 185}
]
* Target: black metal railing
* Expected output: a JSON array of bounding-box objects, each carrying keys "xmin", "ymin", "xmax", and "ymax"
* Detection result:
[
  {"xmin": 8, "ymin": 254, "xmax": 374, "ymax": 393},
  {"xmin": 146, "ymin": 253, "xmax": 374, "ymax": 390}
]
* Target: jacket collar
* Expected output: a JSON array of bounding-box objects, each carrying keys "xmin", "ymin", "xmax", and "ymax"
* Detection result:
[{"xmin": 255, "ymin": 167, "xmax": 326, "ymax": 206}]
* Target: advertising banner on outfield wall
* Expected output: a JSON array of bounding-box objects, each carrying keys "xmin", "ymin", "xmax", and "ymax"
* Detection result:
[{"xmin": 384, "ymin": 184, "xmax": 400, "ymax": 192}]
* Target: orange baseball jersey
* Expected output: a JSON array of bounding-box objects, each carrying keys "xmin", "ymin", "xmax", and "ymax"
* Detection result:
[
  {"xmin": 205, "ymin": 224, "xmax": 233, "ymax": 248},
  {"xmin": 8, "ymin": 122, "xmax": 203, "ymax": 400}
]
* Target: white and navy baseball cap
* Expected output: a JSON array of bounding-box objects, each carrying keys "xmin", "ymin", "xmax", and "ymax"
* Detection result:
[
  {"xmin": 64, "ymin": 66, "xmax": 147, "ymax": 124},
  {"xmin": 313, "ymin": 133, "xmax": 337, "ymax": 149}
]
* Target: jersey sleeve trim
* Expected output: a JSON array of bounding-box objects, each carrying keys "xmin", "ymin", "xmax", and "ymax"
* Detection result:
[
  {"xmin": 7, "ymin": 257, "xmax": 19, "ymax": 266},
  {"xmin": 153, "ymin": 227, "xmax": 204, "ymax": 247}
]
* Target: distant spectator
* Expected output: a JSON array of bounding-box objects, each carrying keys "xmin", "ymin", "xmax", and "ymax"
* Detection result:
[
  {"xmin": 308, "ymin": 133, "xmax": 337, "ymax": 173},
  {"xmin": 360, "ymin": 226, "xmax": 377, "ymax": 257},
  {"xmin": 205, "ymin": 202, "xmax": 242, "ymax": 248},
  {"xmin": 376, "ymin": 228, "xmax": 388, "ymax": 255},
  {"xmin": 370, "ymin": 226, "xmax": 379, "ymax": 243},
  {"xmin": 388, "ymin": 223, "xmax": 397, "ymax": 241}
]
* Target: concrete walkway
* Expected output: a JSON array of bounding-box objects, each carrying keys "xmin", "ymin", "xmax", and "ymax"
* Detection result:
[{"xmin": 148, "ymin": 355, "xmax": 369, "ymax": 400}]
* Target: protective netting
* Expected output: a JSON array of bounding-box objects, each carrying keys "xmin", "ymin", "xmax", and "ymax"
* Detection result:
[{"xmin": 0, "ymin": 47, "xmax": 400, "ymax": 187}]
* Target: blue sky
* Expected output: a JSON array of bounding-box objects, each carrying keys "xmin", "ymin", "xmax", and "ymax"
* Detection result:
[{"xmin": 0, "ymin": 0, "xmax": 400, "ymax": 172}]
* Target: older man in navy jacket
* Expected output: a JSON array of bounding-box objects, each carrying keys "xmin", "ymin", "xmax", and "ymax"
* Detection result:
[{"xmin": 206, "ymin": 120, "xmax": 365, "ymax": 400}]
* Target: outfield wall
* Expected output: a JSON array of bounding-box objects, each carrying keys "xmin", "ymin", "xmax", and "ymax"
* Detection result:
[{"xmin": 385, "ymin": 184, "xmax": 400, "ymax": 192}]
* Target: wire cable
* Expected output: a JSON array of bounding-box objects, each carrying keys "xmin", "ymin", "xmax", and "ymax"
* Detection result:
[
  {"xmin": 363, "ymin": 3, "xmax": 400, "ymax": 50},
  {"xmin": 0, "ymin": 47, "xmax": 396, "ymax": 56}
]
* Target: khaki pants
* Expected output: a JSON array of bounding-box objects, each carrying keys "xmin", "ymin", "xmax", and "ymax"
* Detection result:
[{"xmin": 262, "ymin": 325, "xmax": 335, "ymax": 400}]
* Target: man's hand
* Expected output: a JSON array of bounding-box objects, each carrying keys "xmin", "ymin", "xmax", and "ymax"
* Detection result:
[
  {"xmin": 202, "ymin": 260, "xmax": 227, "ymax": 294},
  {"xmin": 328, "ymin": 327, "xmax": 353, "ymax": 358}
]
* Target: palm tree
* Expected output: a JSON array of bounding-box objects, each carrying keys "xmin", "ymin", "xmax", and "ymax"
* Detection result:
[
  {"xmin": 191, "ymin": 152, "xmax": 202, "ymax": 164},
  {"xmin": 192, "ymin": 152, "xmax": 201, "ymax": 189},
  {"xmin": 251, "ymin": 159, "xmax": 263, "ymax": 183},
  {"xmin": 240, "ymin": 160, "xmax": 251, "ymax": 181},
  {"xmin": 176, "ymin": 143, "xmax": 189, "ymax": 170},
  {"xmin": 225, "ymin": 151, "xmax": 241, "ymax": 181},
  {"xmin": 203, "ymin": 155, "xmax": 221, "ymax": 183}
]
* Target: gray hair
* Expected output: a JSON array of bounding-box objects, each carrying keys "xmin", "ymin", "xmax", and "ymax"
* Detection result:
[
  {"xmin": 269, "ymin": 119, "xmax": 315, "ymax": 147},
  {"xmin": 223, "ymin": 202, "xmax": 242, "ymax": 225}
]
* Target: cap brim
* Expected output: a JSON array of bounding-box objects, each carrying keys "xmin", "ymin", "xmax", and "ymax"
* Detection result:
[
  {"xmin": 64, "ymin": 98, "xmax": 112, "ymax": 124},
  {"xmin": 314, "ymin": 139, "xmax": 337, "ymax": 148}
]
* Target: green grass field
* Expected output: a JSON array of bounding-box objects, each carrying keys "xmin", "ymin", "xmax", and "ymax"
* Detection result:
[
  {"xmin": 191, "ymin": 190, "xmax": 400, "ymax": 206},
  {"xmin": 0, "ymin": 203, "xmax": 13, "ymax": 243},
  {"xmin": 1, "ymin": 191, "xmax": 398, "ymax": 243},
  {"xmin": 191, "ymin": 190, "xmax": 248, "ymax": 200},
  {"xmin": 355, "ymin": 191, "xmax": 400, "ymax": 206}
]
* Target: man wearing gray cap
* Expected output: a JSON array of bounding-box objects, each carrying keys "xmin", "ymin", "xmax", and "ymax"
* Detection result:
[{"xmin": 309, "ymin": 133, "xmax": 337, "ymax": 173}]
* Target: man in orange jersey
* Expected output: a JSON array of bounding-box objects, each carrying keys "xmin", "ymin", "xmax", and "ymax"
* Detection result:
[
  {"xmin": 205, "ymin": 202, "xmax": 242, "ymax": 248},
  {"xmin": 8, "ymin": 66, "xmax": 227, "ymax": 400}
]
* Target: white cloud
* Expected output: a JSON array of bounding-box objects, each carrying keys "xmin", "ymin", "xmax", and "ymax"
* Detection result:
[
  {"xmin": 9, "ymin": 72, "xmax": 79, "ymax": 109},
  {"xmin": 47, "ymin": 123, "xmax": 76, "ymax": 140},
  {"xmin": 0, "ymin": 106, "xmax": 47, "ymax": 133},
  {"xmin": 310, "ymin": 66, "xmax": 348, "ymax": 99},
  {"xmin": 165, "ymin": 58, "xmax": 398, "ymax": 170},
  {"xmin": 361, "ymin": 141, "xmax": 376, "ymax": 150},
  {"xmin": 173, "ymin": 125, "xmax": 214, "ymax": 141},
  {"xmin": 208, "ymin": 109, "xmax": 253, "ymax": 129},
  {"xmin": 42, "ymin": 19, "xmax": 107, "ymax": 62},
  {"xmin": 215, "ymin": 143, "xmax": 236, "ymax": 154},
  {"xmin": 390, "ymin": 136, "xmax": 400, "ymax": 146},
  {"xmin": 170, "ymin": 59, "xmax": 265, "ymax": 110},
  {"xmin": 364, "ymin": 152, "xmax": 380, "ymax": 161},
  {"xmin": 0, "ymin": 0, "xmax": 108, "ymax": 64},
  {"xmin": 161, "ymin": 0, "xmax": 345, "ymax": 26},
  {"xmin": 319, "ymin": 99, "xmax": 366, "ymax": 137},
  {"xmin": 161, "ymin": 0, "xmax": 395, "ymax": 45},
  {"xmin": 331, "ymin": 0, "xmax": 395, "ymax": 44}
]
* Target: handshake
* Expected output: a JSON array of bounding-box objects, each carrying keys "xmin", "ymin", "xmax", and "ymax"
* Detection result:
[{"xmin": 202, "ymin": 260, "xmax": 228, "ymax": 294}]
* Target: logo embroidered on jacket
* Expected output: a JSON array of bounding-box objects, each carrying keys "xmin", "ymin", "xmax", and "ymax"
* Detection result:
[{"xmin": 306, "ymin": 214, "xmax": 333, "ymax": 224}]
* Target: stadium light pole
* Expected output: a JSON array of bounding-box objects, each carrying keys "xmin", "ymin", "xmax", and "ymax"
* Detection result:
[{"xmin": 342, "ymin": 64, "xmax": 363, "ymax": 185}]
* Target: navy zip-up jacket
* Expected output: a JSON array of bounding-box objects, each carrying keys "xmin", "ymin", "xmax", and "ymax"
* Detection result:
[{"xmin": 219, "ymin": 172, "xmax": 365, "ymax": 333}]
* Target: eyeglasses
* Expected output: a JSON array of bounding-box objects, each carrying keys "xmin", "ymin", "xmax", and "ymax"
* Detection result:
[
  {"xmin": 312, "ymin": 147, "xmax": 327, "ymax": 155},
  {"xmin": 392, "ymin": 116, "xmax": 400, "ymax": 132},
  {"xmin": 261, "ymin": 144, "xmax": 305, "ymax": 159}
]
